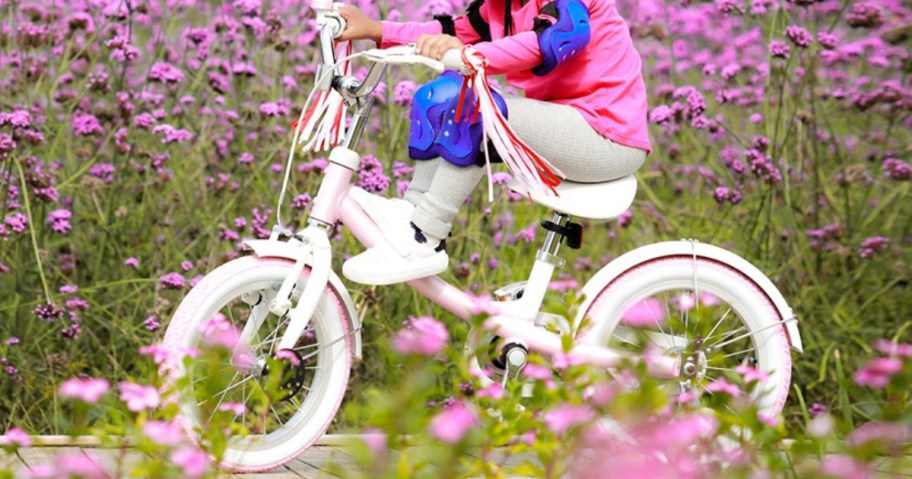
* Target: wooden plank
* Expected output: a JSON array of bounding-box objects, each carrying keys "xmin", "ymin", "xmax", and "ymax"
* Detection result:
[
  {"xmin": 4, "ymin": 452, "xmax": 30, "ymax": 476},
  {"xmin": 79, "ymin": 447, "xmax": 149, "ymax": 477},
  {"xmin": 294, "ymin": 446, "xmax": 358, "ymax": 477},
  {"xmin": 16, "ymin": 447, "xmax": 83, "ymax": 468}
]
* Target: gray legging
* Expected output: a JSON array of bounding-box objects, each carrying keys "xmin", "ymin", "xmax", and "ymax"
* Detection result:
[{"xmin": 403, "ymin": 95, "xmax": 647, "ymax": 239}]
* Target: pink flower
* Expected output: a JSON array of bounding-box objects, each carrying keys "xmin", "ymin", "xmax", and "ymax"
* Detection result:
[
  {"xmin": 53, "ymin": 454, "xmax": 108, "ymax": 479},
  {"xmin": 847, "ymin": 421, "xmax": 911, "ymax": 448},
  {"xmin": 428, "ymin": 401, "xmax": 477, "ymax": 444},
  {"xmin": 543, "ymin": 403, "xmax": 594, "ymax": 435},
  {"xmin": 171, "ymin": 446, "xmax": 208, "ymax": 478},
  {"xmin": 476, "ymin": 383, "xmax": 505, "ymax": 400},
  {"xmin": 197, "ymin": 313, "xmax": 240, "ymax": 349},
  {"xmin": 142, "ymin": 420, "xmax": 183, "ymax": 446},
  {"xmin": 675, "ymin": 293, "xmax": 697, "ymax": 311},
  {"xmin": 118, "ymin": 382, "xmax": 160, "ymax": 412},
  {"xmin": 59, "ymin": 378, "xmax": 110, "ymax": 403},
  {"xmin": 139, "ymin": 344, "xmax": 170, "ymax": 365},
  {"xmin": 819, "ymin": 454, "xmax": 869, "ymax": 479},
  {"xmin": 362, "ymin": 428, "xmax": 387, "ymax": 455},
  {"xmin": 853, "ymin": 357, "xmax": 902, "ymax": 388},
  {"xmin": 391, "ymin": 316, "xmax": 449, "ymax": 356},
  {"xmin": 0, "ymin": 427, "xmax": 31, "ymax": 448},
  {"xmin": 705, "ymin": 377, "xmax": 741, "ymax": 397},
  {"xmin": 757, "ymin": 412, "xmax": 779, "ymax": 427},
  {"xmin": 621, "ymin": 297, "xmax": 667, "ymax": 326},
  {"xmin": 124, "ymin": 257, "xmax": 139, "ymax": 268},
  {"xmin": 735, "ymin": 364, "xmax": 769, "ymax": 384},
  {"xmin": 874, "ymin": 340, "xmax": 912, "ymax": 358},
  {"xmin": 219, "ymin": 402, "xmax": 246, "ymax": 415}
]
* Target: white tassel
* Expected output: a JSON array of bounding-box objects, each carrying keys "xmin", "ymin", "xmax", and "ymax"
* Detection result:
[
  {"xmin": 294, "ymin": 42, "xmax": 352, "ymax": 153},
  {"xmin": 459, "ymin": 47, "xmax": 564, "ymax": 200}
]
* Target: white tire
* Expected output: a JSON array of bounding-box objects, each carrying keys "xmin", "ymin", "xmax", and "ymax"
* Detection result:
[
  {"xmin": 582, "ymin": 256, "xmax": 792, "ymax": 415},
  {"xmin": 162, "ymin": 256, "xmax": 353, "ymax": 472}
]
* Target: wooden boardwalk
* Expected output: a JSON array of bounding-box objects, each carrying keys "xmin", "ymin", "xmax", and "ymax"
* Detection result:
[{"xmin": 6, "ymin": 435, "xmax": 532, "ymax": 478}]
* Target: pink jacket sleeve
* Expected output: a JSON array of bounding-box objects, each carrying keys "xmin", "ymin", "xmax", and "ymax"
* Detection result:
[
  {"xmin": 473, "ymin": 32, "xmax": 544, "ymax": 75},
  {"xmin": 380, "ymin": 6, "xmax": 490, "ymax": 49}
]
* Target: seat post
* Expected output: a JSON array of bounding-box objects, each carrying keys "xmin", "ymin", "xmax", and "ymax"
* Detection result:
[{"xmin": 538, "ymin": 212, "xmax": 570, "ymax": 266}]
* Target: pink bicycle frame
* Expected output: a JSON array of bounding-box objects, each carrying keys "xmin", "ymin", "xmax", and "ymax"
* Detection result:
[{"xmin": 306, "ymin": 147, "xmax": 680, "ymax": 379}]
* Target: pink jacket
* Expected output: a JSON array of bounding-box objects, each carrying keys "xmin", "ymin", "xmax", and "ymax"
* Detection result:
[{"xmin": 380, "ymin": 0, "xmax": 651, "ymax": 153}]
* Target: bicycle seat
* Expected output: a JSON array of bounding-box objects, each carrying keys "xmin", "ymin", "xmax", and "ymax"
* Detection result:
[{"xmin": 507, "ymin": 175, "xmax": 637, "ymax": 220}]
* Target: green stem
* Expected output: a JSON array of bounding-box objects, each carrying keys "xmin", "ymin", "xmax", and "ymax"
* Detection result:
[{"xmin": 15, "ymin": 158, "xmax": 52, "ymax": 303}]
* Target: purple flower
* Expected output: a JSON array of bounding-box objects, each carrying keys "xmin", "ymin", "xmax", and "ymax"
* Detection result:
[
  {"xmin": 394, "ymin": 80, "xmax": 416, "ymax": 105},
  {"xmin": 160, "ymin": 272, "xmax": 186, "ymax": 289},
  {"xmin": 809, "ymin": 402, "xmax": 828, "ymax": 417},
  {"xmin": 46, "ymin": 209, "xmax": 72, "ymax": 234},
  {"xmin": 259, "ymin": 100, "xmax": 290, "ymax": 117},
  {"xmin": 152, "ymin": 124, "xmax": 194, "ymax": 144},
  {"xmin": 291, "ymin": 193, "xmax": 311, "ymax": 210},
  {"xmin": 72, "ymin": 113, "xmax": 103, "ymax": 136},
  {"xmin": 854, "ymin": 357, "xmax": 902, "ymax": 388},
  {"xmin": 845, "ymin": 1, "xmax": 882, "ymax": 28},
  {"xmin": 392, "ymin": 316, "xmax": 449, "ymax": 356},
  {"xmin": 860, "ymin": 236, "xmax": 890, "ymax": 258},
  {"xmin": 118, "ymin": 382, "xmax": 161, "ymax": 412},
  {"xmin": 33, "ymin": 302, "xmax": 63, "ymax": 321},
  {"xmin": 148, "ymin": 62, "xmax": 184, "ymax": 83},
  {"xmin": 769, "ymin": 40, "xmax": 791, "ymax": 59},
  {"xmin": 124, "ymin": 257, "xmax": 139, "ymax": 268},
  {"xmin": 617, "ymin": 209, "xmax": 633, "ymax": 227},
  {"xmin": 817, "ymin": 32, "xmax": 839, "ymax": 49},
  {"xmin": 144, "ymin": 316, "xmax": 161, "ymax": 332},
  {"xmin": 785, "ymin": 25, "xmax": 812, "ymax": 48},
  {"xmin": 4, "ymin": 212, "xmax": 28, "ymax": 234},
  {"xmin": 428, "ymin": 401, "xmax": 477, "ymax": 444},
  {"xmin": 59, "ymin": 378, "xmax": 110, "ymax": 403},
  {"xmin": 883, "ymin": 158, "xmax": 911, "ymax": 181}
]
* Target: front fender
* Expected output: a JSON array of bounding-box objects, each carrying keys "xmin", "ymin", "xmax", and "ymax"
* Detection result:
[
  {"xmin": 244, "ymin": 238, "xmax": 363, "ymax": 360},
  {"xmin": 577, "ymin": 240, "xmax": 803, "ymax": 353}
]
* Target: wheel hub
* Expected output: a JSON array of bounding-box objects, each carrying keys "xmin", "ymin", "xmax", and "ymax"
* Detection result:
[{"xmin": 256, "ymin": 349, "xmax": 309, "ymax": 402}]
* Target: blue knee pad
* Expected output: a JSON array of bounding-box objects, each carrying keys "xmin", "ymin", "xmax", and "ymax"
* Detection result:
[
  {"xmin": 408, "ymin": 70, "xmax": 508, "ymax": 167},
  {"xmin": 531, "ymin": 0, "xmax": 591, "ymax": 76}
]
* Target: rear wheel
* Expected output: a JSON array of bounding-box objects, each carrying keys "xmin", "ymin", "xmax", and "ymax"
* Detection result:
[
  {"xmin": 582, "ymin": 256, "xmax": 792, "ymax": 415},
  {"xmin": 162, "ymin": 256, "xmax": 353, "ymax": 472}
]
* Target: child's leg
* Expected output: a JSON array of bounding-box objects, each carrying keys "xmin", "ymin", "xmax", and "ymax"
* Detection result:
[
  {"xmin": 402, "ymin": 158, "xmax": 441, "ymax": 206},
  {"xmin": 411, "ymin": 161, "xmax": 486, "ymax": 239},
  {"xmin": 500, "ymin": 95, "xmax": 647, "ymax": 182}
]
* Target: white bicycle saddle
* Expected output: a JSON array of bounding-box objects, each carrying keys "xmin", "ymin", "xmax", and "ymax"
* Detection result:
[{"xmin": 507, "ymin": 175, "xmax": 637, "ymax": 220}]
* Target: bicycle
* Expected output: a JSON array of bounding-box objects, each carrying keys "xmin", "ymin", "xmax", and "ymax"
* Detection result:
[{"xmin": 161, "ymin": 0, "xmax": 804, "ymax": 472}]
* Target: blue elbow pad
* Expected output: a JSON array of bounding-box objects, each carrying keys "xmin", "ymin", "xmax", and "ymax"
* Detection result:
[
  {"xmin": 532, "ymin": 0, "xmax": 591, "ymax": 76},
  {"xmin": 408, "ymin": 70, "xmax": 508, "ymax": 167}
]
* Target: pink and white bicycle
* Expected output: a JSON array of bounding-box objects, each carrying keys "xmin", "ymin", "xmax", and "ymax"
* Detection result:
[{"xmin": 162, "ymin": 1, "xmax": 803, "ymax": 472}]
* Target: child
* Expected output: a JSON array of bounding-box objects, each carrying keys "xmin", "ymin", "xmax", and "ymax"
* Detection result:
[{"xmin": 336, "ymin": 0, "xmax": 650, "ymax": 285}]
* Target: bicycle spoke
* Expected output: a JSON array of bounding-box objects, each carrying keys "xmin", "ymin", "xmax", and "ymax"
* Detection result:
[{"xmin": 704, "ymin": 307, "xmax": 733, "ymax": 344}]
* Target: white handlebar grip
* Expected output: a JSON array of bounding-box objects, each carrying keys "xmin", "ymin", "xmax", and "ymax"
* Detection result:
[{"xmin": 441, "ymin": 49, "xmax": 471, "ymax": 75}]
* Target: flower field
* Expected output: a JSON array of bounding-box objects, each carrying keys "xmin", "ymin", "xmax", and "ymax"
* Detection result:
[{"xmin": 0, "ymin": 0, "xmax": 910, "ymax": 476}]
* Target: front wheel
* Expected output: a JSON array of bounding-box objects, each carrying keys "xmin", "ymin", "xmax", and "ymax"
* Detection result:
[
  {"xmin": 582, "ymin": 255, "xmax": 792, "ymax": 416},
  {"xmin": 162, "ymin": 256, "xmax": 353, "ymax": 473}
]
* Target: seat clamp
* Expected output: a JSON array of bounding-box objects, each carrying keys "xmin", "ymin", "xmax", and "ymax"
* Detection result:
[{"xmin": 536, "ymin": 250, "xmax": 566, "ymax": 268}]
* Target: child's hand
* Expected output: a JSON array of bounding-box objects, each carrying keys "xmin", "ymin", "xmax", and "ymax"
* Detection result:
[
  {"xmin": 337, "ymin": 5, "xmax": 382, "ymax": 43},
  {"xmin": 416, "ymin": 34, "xmax": 464, "ymax": 60}
]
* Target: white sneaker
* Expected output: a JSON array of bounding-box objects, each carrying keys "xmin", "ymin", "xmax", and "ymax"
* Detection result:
[
  {"xmin": 342, "ymin": 224, "xmax": 448, "ymax": 285},
  {"xmin": 348, "ymin": 187, "xmax": 415, "ymax": 238}
]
